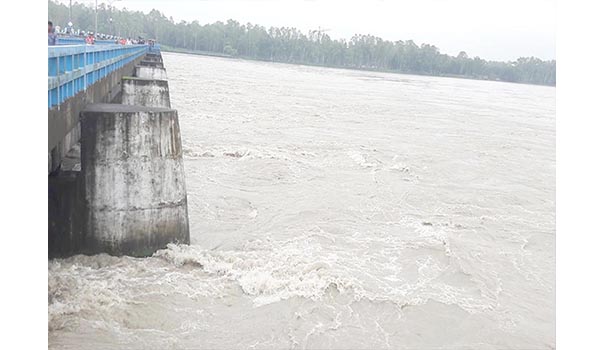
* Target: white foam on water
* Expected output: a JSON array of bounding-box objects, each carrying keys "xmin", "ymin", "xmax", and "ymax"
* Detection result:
[
  {"xmin": 49, "ymin": 220, "xmax": 499, "ymax": 336},
  {"xmin": 346, "ymin": 150, "xmax": 377, "ymax": 168},
  {"xmin": 152, "ymin": 222, "xmax": 499, "ymax": 313}
]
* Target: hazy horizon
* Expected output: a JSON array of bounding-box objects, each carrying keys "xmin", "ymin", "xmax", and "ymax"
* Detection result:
[{"xmin": 55, "ymin": 0, "xmax": 555, "ymax": 62}]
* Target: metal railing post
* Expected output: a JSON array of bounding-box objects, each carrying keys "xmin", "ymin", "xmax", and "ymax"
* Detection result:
[
  {"xmin": 83, "ymin": 45, "xmax": 87, "ymax": 92},
  {"xmin": 57, "ymin": 55, "xmax": 60, "ymax": 110}
]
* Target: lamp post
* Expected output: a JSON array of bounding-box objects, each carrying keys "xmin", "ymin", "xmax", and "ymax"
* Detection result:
[
  {"xmin": 107, "ymin": 0, "xmax": 122, "ymax": 37},
  {"xmin": 95, "ymin": 1, "xmax": 123, "ymax": 37}
]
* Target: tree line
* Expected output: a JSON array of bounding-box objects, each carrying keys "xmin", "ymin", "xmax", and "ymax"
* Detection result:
[{"xmin": 49, "ymin": 1, "xmax": 556, "ymax": 86}]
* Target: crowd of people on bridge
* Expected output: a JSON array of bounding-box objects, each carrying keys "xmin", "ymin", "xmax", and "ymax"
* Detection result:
[{"xmin": 48, "ymin": 20, "xmax": 153, "ymax": 47}]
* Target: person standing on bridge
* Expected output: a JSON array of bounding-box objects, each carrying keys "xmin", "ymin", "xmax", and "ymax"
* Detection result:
[
  {"xmin": 48, "ymin": 21, "xmax": 57, "ymax": 46},
  {"xmin": 85, "ymin": 32, "xmax": 95, "ymax": 45}
]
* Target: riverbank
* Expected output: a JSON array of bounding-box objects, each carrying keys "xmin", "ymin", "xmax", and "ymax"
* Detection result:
[{"xmin": 160, "ymin": 45, "xmax": 555, "ymax": 87}]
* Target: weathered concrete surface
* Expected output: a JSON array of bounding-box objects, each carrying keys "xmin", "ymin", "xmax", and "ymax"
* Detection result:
[
  {"xmin": 48, "ymin": 171, "xmax": 86, "ymax": 258},
  {"xmin": 48, "ymin": 55, "xmax": 144, "ymax": 173},
  {"xmin": 139, "ymin": 60, "xmax": 165, "ymax": 68},
  {"xmin": 135, "ymin": 65, "xmax": 168, "ymax": 80},
  {"xmin": 144, "ymin": 54, "xmax": 163, "ymax": 63},
  {"xmin": 122, "ymin": 77, "xmax": 171, "ymax": 108},
  {"xmin": 49, "ymin": 123, "xmax": 80, "ymax": 173},
  {"xmin": 81, "ymin": 103, "xmax": 190, "ymax": 257}
]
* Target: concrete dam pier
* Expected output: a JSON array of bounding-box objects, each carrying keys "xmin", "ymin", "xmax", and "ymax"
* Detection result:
[
  {"xmin": 122, "ymin": 77, "xmax": 171, "ymax": 108},
  {"xmin": 81, "ymin": 104, "xmax": 188, "ymax": 257},
  {"xmin": 48, "ymin": 47, "xmax": 189, "ymax": 258}
]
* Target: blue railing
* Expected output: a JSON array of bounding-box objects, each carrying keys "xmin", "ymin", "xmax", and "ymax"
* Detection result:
[
  {"xmin": 57, "ymin": 36, "xmax": 117, "ymax": 45},
  {"xmin": 48, "ymin": 44, "xmax": 149, "ymax": 109}
]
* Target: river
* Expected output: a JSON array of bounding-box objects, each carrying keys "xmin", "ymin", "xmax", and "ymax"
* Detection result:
[{"xmin": 48, "ymin": 52, "xmax": 555, "ymax": 349}]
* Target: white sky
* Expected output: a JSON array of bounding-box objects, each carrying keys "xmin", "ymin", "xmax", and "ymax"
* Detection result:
[{"xmin": 62, "ymin": 0, "xmax": 556, "ymax": 61}]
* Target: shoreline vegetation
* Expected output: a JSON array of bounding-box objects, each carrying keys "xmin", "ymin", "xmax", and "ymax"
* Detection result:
[
  {"xmin": 49, "ymin": 1, "xmax": 556, "ymax": 86},
  {"xmin": 160, "ymin": 45, "xmax": 554, "ymax": 87}
]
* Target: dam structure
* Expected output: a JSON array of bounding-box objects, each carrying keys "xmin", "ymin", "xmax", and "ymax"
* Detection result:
[{"xmin": 48, "ymin": 42, "xmax": 190, "ymax": 258}]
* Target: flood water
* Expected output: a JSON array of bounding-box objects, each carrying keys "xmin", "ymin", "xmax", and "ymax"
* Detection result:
[{"xmin": 48, "ymin": 52, "xmax": 555, "ymax": 349}]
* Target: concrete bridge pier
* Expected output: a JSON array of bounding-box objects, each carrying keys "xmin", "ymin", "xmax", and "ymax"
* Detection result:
[
  {"xmin": 122, "ymin": 77, "xmax": 171, "ymax": 108},
  {"xmin": 80, "ymin": 104, "xmax": 190, "ymax": 257},
  {"xmin": 144, "ymin": 53, "xmax": 163, "ymax": 63},
  {"xmin": 135, "ymin": 65, "xmax": 168, "ymax": 80},
  {"xmin": 140, "ymin": 59, "xmax": 164, "ymax": 68}
]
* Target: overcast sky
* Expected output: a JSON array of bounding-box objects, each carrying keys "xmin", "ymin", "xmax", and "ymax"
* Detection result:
[{"xmin": 62, "ymin": 0, "xmax": 556, "ymax": 61}]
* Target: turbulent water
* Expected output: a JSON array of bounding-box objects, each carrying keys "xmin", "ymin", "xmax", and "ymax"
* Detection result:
[{"xmin": 48, "ymin": 52, "xmax": 555, "ymax": 349}]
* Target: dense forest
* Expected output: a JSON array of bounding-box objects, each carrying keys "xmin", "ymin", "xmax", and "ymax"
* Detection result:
[{"xmin": 49, "ymin": 1, "xmax": 556, "ymax": 86}]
